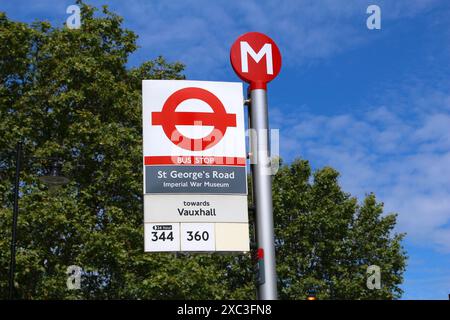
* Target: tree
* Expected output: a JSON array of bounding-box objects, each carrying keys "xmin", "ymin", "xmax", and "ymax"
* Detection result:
[
  {"xmin": 0, "ymin": 2, "xmax": 406, "ymax": 299},
  {"xmin": 273, "ymin": 160, "xmax": 406, "ymax": 299}
]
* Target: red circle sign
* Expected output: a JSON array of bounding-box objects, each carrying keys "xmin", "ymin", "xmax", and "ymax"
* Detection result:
[
  {"xmin": 230, "ymin": 32, "xmax": 282, "ymax": 90},
  {"xmin": 151, "ymin": 87, "xmax": 237, "ymax": 151}
]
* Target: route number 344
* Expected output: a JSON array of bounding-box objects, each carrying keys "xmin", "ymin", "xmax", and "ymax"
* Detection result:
[{"xmin": 151, "ymin": 231, "xmax": 174, "ymax": 242}]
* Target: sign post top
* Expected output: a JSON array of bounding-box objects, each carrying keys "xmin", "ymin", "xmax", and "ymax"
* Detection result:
[{"xmin": 230, "ymin": 32, "xmax": 282, "ymax": 90}]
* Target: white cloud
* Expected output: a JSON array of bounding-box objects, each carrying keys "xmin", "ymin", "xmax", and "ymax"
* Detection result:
[
  {"xmin": 104, "ymin": 0, "xmax": 443, "ymax": 77},
  {"xmin": 275, "ymin": 90, "xmax": 450, "ymax": 252},
  {"xmin": 1, "ymin": 0, "xmax": 443, "ymax": 77}
]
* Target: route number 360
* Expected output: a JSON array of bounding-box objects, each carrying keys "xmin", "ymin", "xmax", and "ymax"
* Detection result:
[{"xmin": 186, "ymin": 231, "xmax": 209, "ymax": 241}]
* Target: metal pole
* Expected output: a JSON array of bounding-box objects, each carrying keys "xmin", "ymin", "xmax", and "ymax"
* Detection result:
[
  {"xmin": 9, "ymin": 141, "xmax": 21, "ymax": 300},
  {"xmin": 248, "ymin": 88, "xmax": 277, "ymax": 300}
]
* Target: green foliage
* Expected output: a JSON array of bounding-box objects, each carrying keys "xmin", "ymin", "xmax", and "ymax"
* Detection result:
[
  {"xmin": 0, "ymin": 2, "xmax": 406, "ymax": 299},
  {"xmin": 273, "ymin": 160, "xmax": 406, "ymax": 299}
]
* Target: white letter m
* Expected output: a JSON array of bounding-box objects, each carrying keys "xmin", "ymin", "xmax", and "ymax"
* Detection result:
[{"xmin": 240, "ymin": 41, "xmax": 273, "ymax": 75}]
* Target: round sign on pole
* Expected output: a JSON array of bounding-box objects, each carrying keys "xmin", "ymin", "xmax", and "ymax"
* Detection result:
[
  {"xmin": 230, "ymin": 32, "xmax": 281, "ymax": 300},
  {"xmin": 230, "ymin": 32, "xmax": 282, "ymax": 90}
]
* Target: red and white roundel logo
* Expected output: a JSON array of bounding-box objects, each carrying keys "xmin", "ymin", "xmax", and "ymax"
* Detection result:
[
  {"xmin": 230, "ymin": 32, "xmax": 282, "ymax": 90},
  {"xmin": 151, "ymin": 87, "xmax": 237, "ymax": 151},
  {"xmin": 142, "ymin": 80, "xmax": 246, "ymax": 165}
]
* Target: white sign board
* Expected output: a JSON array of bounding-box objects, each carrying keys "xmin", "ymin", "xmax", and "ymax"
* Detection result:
[
  {"xmin": 142, "ymin": 80, "xmax": 249, "ymax": 252},
  {"xmin": 180, "ymin": 223, "xmax": 215, "ymax": 251},
  {"xmin": 144, "ymin": 223, "xmax": 180, "ymax": 252}
]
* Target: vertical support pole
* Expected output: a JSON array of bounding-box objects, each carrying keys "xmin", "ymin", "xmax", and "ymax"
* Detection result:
[
  {"xmin": 248, "ymin": 89, "xmax": 277, "ymax": 300},
  {"xmin": 9, "ymin": 141, "xmax": 21, "ymax": 300}
]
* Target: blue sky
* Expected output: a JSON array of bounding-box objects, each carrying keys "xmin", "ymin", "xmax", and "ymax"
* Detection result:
[{"xmin": 1, "ymin": 0, "xmax": 449, "ymax": 299}]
